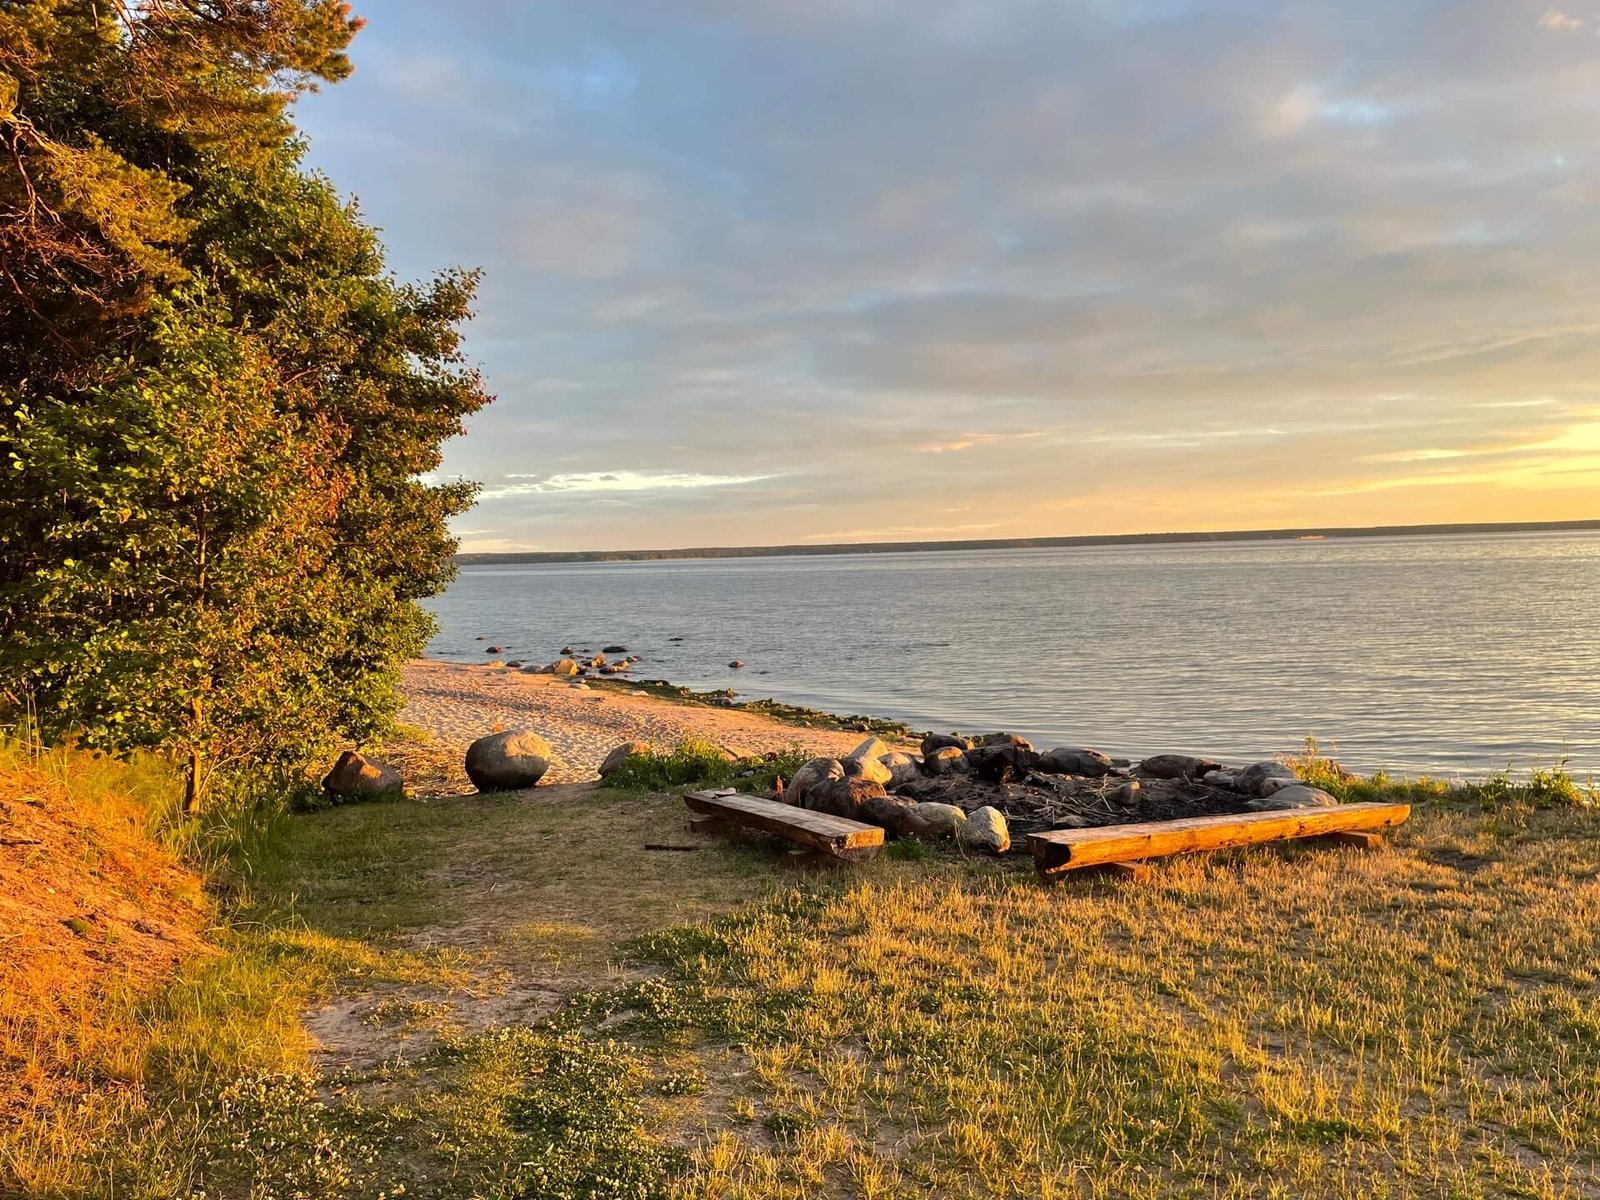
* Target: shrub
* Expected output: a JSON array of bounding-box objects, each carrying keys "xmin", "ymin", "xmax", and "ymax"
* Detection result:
[{"xmin": 600, "ymin": 738, "xmax": 810, "ymax": 794}]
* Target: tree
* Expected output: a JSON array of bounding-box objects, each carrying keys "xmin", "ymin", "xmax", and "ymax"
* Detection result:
[
  {"xmin": 1, "ymin": 0, "xmax": 363, "ymax": 386},
  {"xmin": 0, "ymin": 3, "xmax": 490, "ymax": 806}
]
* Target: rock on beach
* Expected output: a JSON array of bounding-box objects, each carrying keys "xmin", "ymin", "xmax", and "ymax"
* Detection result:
[
  {"xmin": 465, "ymin": 729, "xmax": 553, "ymax": 792},
  {"xmin": 321, "ymin": 751, "xmax": 404, "ymax": 801}
]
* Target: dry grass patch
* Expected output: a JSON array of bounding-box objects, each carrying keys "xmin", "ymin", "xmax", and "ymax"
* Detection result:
[{"xmin": 601, "ymin": 804, "xmax": 1600, "ymax": 1199}]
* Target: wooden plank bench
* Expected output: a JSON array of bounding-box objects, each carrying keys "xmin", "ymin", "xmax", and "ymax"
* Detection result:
[
  {"xmin": 684, "ymin": 789, "xmax": 885, "ymax": 860},
  {"xmin": 1029, "ymin": 802, "xmax": 1410, "ymax": 880}
]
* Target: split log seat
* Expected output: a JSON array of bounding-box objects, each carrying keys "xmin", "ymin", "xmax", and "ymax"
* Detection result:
[
  {"xmin": 683, "ymin": 789, "xmax": 884, "ymax": 859},
  {"xmin": 1029, "ymin": 801, "xmax": 1410, "ymax": 880}
]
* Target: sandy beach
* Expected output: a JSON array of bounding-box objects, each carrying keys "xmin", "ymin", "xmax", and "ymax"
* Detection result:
[{"xmin": 399, "ymin": 658, "xmax": 892, "ymax": 783}]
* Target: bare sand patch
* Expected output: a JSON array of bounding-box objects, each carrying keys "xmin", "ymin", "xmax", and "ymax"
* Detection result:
[{"xmin": 398, "ymin": 658, "xmax": 888, "ymax": 786}]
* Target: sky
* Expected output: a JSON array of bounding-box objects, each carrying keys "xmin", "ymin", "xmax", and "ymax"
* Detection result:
[{"xmin": 294, "ymin": 0, "xmax": 1600, "ymax": 552}]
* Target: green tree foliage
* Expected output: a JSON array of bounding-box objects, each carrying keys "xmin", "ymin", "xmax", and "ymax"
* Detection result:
[{"xmin": 1, "ymin": 2, "xmax": 490, "ymax": 806}]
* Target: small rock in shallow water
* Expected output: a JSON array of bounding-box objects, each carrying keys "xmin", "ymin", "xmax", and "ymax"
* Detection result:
[
  {"xmin": 958, "ymin": 806, "xmax": 1010, "ymax": 853},
  {"xmin": 728, "ymin": 659, "xmax": 745, "ymax": 669},
  {"xmin": 602, "ymin": 644, "xmax": 628, "ymax": 654}
]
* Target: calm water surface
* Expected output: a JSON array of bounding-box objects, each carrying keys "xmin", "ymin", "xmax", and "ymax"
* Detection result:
[{"xmin": 425, "ymin": 532, "xmax": 1600, "ymax": 777}]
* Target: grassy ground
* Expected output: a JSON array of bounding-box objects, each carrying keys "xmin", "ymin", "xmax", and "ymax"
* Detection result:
[{"xmin": 6, "ymin": 743, "xmax": 1599, "ymax": 1198}]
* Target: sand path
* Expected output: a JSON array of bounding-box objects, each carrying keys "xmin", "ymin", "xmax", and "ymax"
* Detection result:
[{"xmin": 399, "ymin": 659, "xmax": 891, "ymax": 783}]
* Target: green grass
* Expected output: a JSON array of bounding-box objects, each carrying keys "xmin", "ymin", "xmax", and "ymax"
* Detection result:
[
  {"xmin": 1288, "ymin": 737, "xmax": 1599, "ymax": 810},
  {"xmin": 12, "ymin": 740, "xmax": 1600, "ymax": 1199},
  {"xmin": 599, "ymin": 737, "xmax": 813, "ymax": 795}
]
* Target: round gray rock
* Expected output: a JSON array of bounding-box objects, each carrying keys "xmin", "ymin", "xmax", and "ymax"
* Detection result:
[
  {"xmin": 1247, "ymin": 784, "xmax": 1338, "ymax": 811},
  {"xmin": 877, "ymin": 751, "xmax": 922, "ymax": 788},
  {"xmin": 957, "ymin": 805, "xmax": 1011, "ymax": 853},
  {"xmin": 598, "ymin": 742, "xmax": 641, "ymax": 778},
  {"xmin": 465, "ymin": 729, "xmax": 553, "ymax": 792},
  {"xmin": 1237, "ymin": 760, "xmax": 1299, "ymax": 797},
  {"xmin": 912, "ymin": 801, "xmax": 967, "ymax": 836}
]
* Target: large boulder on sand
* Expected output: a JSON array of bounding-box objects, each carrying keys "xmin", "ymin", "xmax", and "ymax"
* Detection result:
[
  {"xmin": 1038, "ymin": 747, "xmax": 1115, "ymax": 777},
  {"xmin": 1236, "ymin": 760, "xmax": 1300, "ymax": 797},
  {"xmin": 957, "ymin": 806, "xmax": 1010, "ymax": 853},
  {"xmin": 786, "ymin": 757, "xmax": 844, "ymax": 807},
  {"xmin": 465, "ymin": 730, "xmax": 553, "ymax": 792},
  {"xmin": 548, "ymin": 658, "xmax": 580, "ymax": 677},
  {"xmin": 1139, "ymin": 753, "xmax": 1223, "ymax": 780},
  {"xmin": 321, "ymin": 751, "xmax": 404, "ymax": 801},
  {"xmin": 598, "ymin": 742, "xmax": 642, "ymax": 779},
  {"xmin": 877, "ymin": 751, "xmax": 922, "ymax": 788},
  {"xmin": 923, "ymin": 746, "xmax": 969, "ymax": 776},
  {"xmin": 1247, "ymin": 784, "xmax": 1338, "ymax": 811}
]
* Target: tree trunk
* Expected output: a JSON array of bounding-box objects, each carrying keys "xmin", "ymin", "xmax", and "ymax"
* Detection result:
[{"xmin": 183, "ymin": 694, "xmax": 204, "ymax": 814}]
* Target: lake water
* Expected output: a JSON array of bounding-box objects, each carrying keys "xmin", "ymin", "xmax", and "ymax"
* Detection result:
[{"xmin": 425, "ymin": 532, "xmax": 1600, "ymax": 777}]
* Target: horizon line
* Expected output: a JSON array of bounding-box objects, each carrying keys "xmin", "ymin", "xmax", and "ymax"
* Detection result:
[{"xmin": 454, "ymin": 517, "xmax": 1600, "ymax": 564}]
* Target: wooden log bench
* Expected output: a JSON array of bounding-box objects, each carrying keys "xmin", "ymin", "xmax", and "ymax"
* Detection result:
[
  {"xmin": 683, "ymin": 789, "xmax": 885, "ymax": 861},
  {"xmin": 1029, "ymin": 802, "xmax": 1410, "ymax": 881}
]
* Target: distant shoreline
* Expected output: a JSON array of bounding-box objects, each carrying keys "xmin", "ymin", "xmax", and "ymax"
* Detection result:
[{"xmin": 455, "ymin": 518, "xmax": 1600, "ymax": 566}]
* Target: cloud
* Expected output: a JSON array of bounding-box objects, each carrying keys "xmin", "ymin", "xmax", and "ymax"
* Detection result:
[
  {"xmin": 480, "ymin": 471, "xmax": 776, "ymax": 499},
  {"xmin": 911, "ymin": 431, "xmax": 1044, "ymax": 453},
  {"xmin": 293, "ymin": 0, "xmax": 1600, "ymax": 550},
  {"xmin": 1538, "ymin": 9, "xmax": 1584, "ymax": 32}
]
